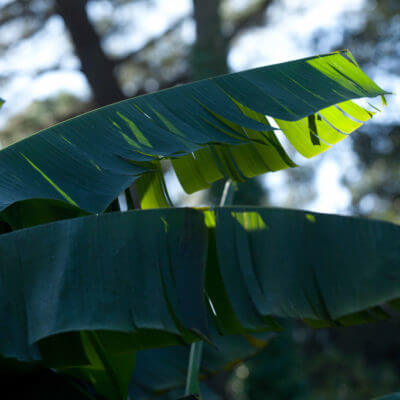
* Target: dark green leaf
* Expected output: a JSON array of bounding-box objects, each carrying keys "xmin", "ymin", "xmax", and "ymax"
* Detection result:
[
  {"xmin": 0, "ymin": 198, "xmax": 91, "ymax": 230},
  {"xmin": 0, "ymin": 207, "xmax": 399, "ymax": 365}
]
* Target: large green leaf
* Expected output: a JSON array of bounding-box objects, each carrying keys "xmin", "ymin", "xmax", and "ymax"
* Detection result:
[
  {"xmin": 0, "ymin": 51, "xmax": 386, "ymax": 212},
  {"xmin": 1, "ymin": 206, "xmax": 400, "ymax": 398},
  {"xmin": 375, "ymin": 394, "xmax": 400, "ymax": 400},
  {"xmin": 1, "ymin": 206, "xmax": 399, "ymax": 366}
]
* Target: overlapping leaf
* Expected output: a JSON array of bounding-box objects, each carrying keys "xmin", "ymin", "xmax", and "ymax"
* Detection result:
[
  {"xmin": 0, "ymin": 51, "xmax": 387, "ymax": 212},
  {"xmin": 1, "ymin": 206, "xmax": 400, "ymax": 365},
  {"xmin": 0, "ymin": 52, "xmax": 391, "ymax": 399},
  {"xmin": 0, "ymin": 329, "xmax": 271, "ymax": 400}
]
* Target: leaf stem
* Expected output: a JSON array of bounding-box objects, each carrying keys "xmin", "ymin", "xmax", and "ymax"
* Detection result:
[
  {"xmin": 184, "ymin": 180, "xmax": 234, "ymax": 398},
  {"xmin": 220, "ymin": 180, "xmax": 234, "ymax": 206},
  {"xmin": 185, "ymin": 340, "xmax": 204, "ymax": 397}
]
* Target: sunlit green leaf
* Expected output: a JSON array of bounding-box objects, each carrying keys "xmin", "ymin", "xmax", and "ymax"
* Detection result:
[{"xmin": 0, "ymin": 51, "xmax": 386, "ymax": 212}]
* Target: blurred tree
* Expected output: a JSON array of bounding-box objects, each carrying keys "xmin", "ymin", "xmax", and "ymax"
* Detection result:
[
  {"xmin": 54, "ymin": 0, "xmax": 125, "ymax": 106},
  {"xmin": 0, "ymin": 0, "xmax": 190, "ymax": 108},
  {"xmin": 337, "ymin": 0, "xmax": 400, "ymax": 75},
  {"xmin": 191, "ymin": 0, "xmax": 227, "ymax": 79},
  {"xmin": 312, "ymin": 0, "xmax": 400, "ymax": 221},
  {"xmin": 344, "ymin": 0, "xmax": 400, "ymax": 221},
  {"xmin": 344, "ymin": 123, "xmax": 400, "ymax": 222},
  {"xmin": 0, "ymin": 92, "xmax": 87, "ymax": 146},
  {"xmin": 299, "ymin": 320, "xmax": 400, "ymax": 400},
  {"xmin": 0, "ymin": 0, "xmax": 274, "ymax": 108},
  {"xmin": 240, "ymin": 333, "xmax": 311, "ymax": 400}
]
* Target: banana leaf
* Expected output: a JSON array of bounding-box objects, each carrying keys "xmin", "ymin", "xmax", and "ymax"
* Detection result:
[
  {"xmin": 0, "ymin": 330, "xmax": 270, "ymax": 400},
  {"xmin": 0, "ymin": 51, "xmax": 391, "ymax": 399},
  {"xmin": 0, "ymin": 51, "xmax": 387, "ymax": 212},
  {"xmin": 1, "ymin": 207, "xmax": 399, "ymax": 365}
]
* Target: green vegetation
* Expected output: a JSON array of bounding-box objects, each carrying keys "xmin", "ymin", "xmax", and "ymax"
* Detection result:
[{"xmin": 0, "ymin": 50, "xmax": 398, "ymax": 400}]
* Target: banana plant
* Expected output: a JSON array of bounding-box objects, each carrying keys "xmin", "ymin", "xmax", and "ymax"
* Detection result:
[{"xmin": 0, "ymin": 50, "xmax": 397, "ymax": 400}]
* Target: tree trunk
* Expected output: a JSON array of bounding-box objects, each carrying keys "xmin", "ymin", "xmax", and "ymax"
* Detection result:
[
  {"xmin": 55, "ymin": 0, "xmax": 125, "ymax": 107},
  {"xmin": 191, "ymin": 0, "xmax": 228, "ymax": 80}
]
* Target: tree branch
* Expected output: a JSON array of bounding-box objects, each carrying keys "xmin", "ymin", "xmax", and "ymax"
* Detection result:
[
  {"xmin": 226, "ymin": 0, "xmax": 273, "ymax": 43},
  {"xmin": 0, "ymin": 63, "xmax": 64, "ymax": 84},
  {"xmin": 112, "ymin": 15, "xmax": 189, "ymax": 66},
  {"xmin": 132, "ymin": 70, "xmax": 189, "ymax": 97},
  {"xmin": 55, "ymin": 0, "xmax": 125, "ymax": 107}
]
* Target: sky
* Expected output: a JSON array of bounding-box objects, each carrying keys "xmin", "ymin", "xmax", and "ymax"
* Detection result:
[{"xmin": 0, "ymin": 0, "xmax": 397, "ymax": 215}]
